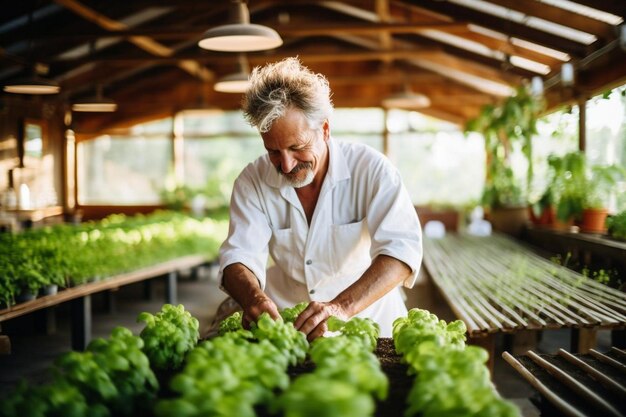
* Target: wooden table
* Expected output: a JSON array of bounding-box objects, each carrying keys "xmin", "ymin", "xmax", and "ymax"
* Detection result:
[
  {"xmin": 422, "ymin": 234, "xmax": 626, "ymax": 369},
  {"xmin": 0, "ymin": 255, "xmax": 208, "ymax": 352}
]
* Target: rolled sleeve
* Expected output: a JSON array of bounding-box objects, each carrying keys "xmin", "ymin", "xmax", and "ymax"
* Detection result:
[
  {"xmin": 366, "ymin": 162, "xmax": 423, "ymax": 288},
  {"xmin": 218, "ymin": 169, "xmax": 272, "ymax": 292}
]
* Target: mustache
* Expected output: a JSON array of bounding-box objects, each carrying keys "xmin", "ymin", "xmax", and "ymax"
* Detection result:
[{"xmin": 277, "ymin": 162, "xmax": 313, "ymax": 175}]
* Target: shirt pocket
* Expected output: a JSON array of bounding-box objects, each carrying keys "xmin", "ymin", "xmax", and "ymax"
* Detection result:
[
  {"xmin": 269, "ymin": 228, "xmax": 294, "ymax": 277},
  {"xmin": 330, "ymin": 219, "xmax": 371, "ymax": 277}
]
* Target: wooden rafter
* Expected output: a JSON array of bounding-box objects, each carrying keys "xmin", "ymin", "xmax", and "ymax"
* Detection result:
[
  {"xmin": 398, "ymin": 0, "xmax": 592, "ymax": 57},
  {"xmin": 53, "ymin": 0, "xmax": 213, "ymax": 82},
  {"xmin": 486, "ymin": 0, "xmax": 617, "ymax": 42}
]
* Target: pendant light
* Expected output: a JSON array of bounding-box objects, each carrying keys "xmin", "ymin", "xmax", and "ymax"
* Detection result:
[
  {"xmin": 199, "ymin": 1, "xmax": 283, "ymax": 52},
  {"xmin": 3, "ymin": 10, "xmax": 60, "ymax": 95},
  {"xmin": 214, "ymin": 54, "xmax": 250, "ymax": 93},
  {"xmin": 71, "ymin": 42, "xmax": 117, "ymax": 112},
  {"xmin": 3, "ymin": 74, "xmax": 60, "ymax": 95},
  {"xmin": 72, "ymin": 84, "xmax": 118, "ymax": 112},
  {"xmin": 382, "ymin": 84, "xmax": 431, "ymax": 109}
]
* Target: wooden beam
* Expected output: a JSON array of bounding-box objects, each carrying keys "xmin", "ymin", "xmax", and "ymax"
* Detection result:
[
  {"xmin": 52, "ymin": 48, "xmax": 443, "ymax": 65},
  {"xmin": 53, "ymin": 0, "xmax": 213, "ymax": 82},
  {"xmin": 486, "ymin": 0, "xmax": 616, "ymax": 41},
  {"xmin": 398, "ymin": 0, "xmax": 591, "ymax": 58},
  {"xmin": 461, "ymin": 31, "xmax": 563, "ymax": 68},
  {"xmin": 569, "ymin": 0, "xmax": 626, "ymax": 18},
  {"xmin": 36, "ymin": 22, "xmax": 471, "ymax": 40}
]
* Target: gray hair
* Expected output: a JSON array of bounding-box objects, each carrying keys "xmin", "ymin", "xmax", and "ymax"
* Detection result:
[{"xmin": 242, "ymin": 57, "xmax": 334, "ymax": 132}]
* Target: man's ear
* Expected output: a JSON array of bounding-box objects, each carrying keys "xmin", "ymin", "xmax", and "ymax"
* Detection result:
[{"xmin": 322, "ymin": 119, "xmax": 330, "ymax": 142}]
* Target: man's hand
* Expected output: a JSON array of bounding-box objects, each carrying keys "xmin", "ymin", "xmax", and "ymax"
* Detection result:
[
  {"xmin": 294, "ymin": 301, "xmax": 348, "ymax": 341},
  {"xmin": 242, "ymin": 293, "xmax": 280, "ymax": 329}
]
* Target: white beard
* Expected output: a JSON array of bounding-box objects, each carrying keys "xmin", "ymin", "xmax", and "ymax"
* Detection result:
[{"xmin": 284, "ymin": 167, "xmax": 315, "ymax": 188}]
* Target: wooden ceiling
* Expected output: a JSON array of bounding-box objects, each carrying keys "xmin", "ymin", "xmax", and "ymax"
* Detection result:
[{"xmin": 1, "ymin": 0, "xmax": 625, "ymax": 131}]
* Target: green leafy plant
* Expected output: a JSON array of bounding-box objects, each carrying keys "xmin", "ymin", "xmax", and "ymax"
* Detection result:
[
  {"xmin": 0, "ymin": 211, "xmax": 228, "ymax": 307},
  {"xmin": 583, "ymin": 165, "xmax": 626, "ymax": 209},
  {"xmin": 466, "ymin": 86, "xmax": 544, "ymax": 210},
  {"xmin": 1, "ymin": 326, "xmax": 158, "ymax": 417},
  {"xmin": 138, "ymin": 304, "xmax": 200, "ymax": 370},
  {"xmin": 393, "ymin": 308, "xmax": 520, "ymax": 417},
  {"xmin": 547, "ymin": 152, "xmax": 586, "ymax": 222},
  {"xmin": 276, "ymin": 316, "xmax": 388, "ymax": 417},
  {"xmin": 607, "ymin": 210, "xmax": 626, "ymax": 240},
  {"xmin": 280, "ymin": 302, "xmax": 309, "ymax": 323}
]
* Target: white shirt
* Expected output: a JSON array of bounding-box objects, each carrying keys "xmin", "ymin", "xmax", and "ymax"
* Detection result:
[{"xmin": 218, "ymin": 138, "xmax": 423, "ymax": 336}]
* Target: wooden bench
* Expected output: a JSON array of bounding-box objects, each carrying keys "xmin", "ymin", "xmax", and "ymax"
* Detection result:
[
  {"xmin": 0, "ymin": 255, "xmax": 209, "ymax": 352},
  {"xmin": 422, "ymin": 234, "xmax": 626, "ymax": 370}
]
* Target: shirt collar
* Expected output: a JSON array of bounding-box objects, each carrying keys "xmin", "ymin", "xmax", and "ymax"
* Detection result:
[{"xmin": 265, "ymin": 137, "xmax": 351, "ymax": 188}]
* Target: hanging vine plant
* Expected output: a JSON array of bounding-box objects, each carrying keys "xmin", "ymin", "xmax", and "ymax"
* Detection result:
[{"xmin": 466, "ymin": 85, "xmax": 545, "ymax": 209}]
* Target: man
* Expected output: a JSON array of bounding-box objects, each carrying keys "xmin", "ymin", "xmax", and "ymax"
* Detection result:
[{"xmin": 218, "ymin": 58, "xmax": 422, "ymax": 340}]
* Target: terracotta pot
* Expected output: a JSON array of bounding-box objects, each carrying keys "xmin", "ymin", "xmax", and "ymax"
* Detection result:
[
  {"xmin": 580, "ymin": 208, "xmax": 608, "ymax": 233},
  {"xmin": 529, "ymin": 205, "xmax": 555, "ymax": 227},
  {"xmin": 488, "ymin": 206, "xmax": 529, "ymax": 237}
]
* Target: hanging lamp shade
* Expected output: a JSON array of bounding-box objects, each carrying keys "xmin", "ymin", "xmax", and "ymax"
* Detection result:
[
  {"xmin": 72, "ymin": 85, "xmax": 117, "ymax": 112},
  {"xmin": 382, "ymin": 88, "xmax": 431, "ymax": 109},
  {"xmin": 214, "ymin": 71, "xmax": 250, "ymax": 93},
  {"xmin": 198, "ymin": 2, "xmax": 283, "ymax": 52},
  {"xmin": 3, "ymin": 74, "xmax": 60, "ymax": 94},
  {"xmin": 214, "ymin": 54, "xmax": 250, "ymax": 93}
]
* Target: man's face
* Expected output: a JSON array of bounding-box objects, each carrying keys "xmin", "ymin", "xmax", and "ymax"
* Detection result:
[{"xmin": 261, "ymin": 108, "xmax": 329, "ymax": 188}]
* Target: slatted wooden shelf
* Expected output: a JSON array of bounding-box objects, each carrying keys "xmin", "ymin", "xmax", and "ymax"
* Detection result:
[
  {"xmin": 0, "ymin": 255, "xmax": 209, "ymax": 351},
  {"xmin": 503, "ymin": 348, "xmax": 626, "ymax": 417},
  {"xmin": 423, "ymin": 234, "xmax": 626, "ymax": 338}
]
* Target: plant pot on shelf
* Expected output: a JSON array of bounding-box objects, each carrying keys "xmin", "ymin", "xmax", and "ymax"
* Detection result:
[
  {"xmin": 580, "ymin": 208, "xmax": 608, "ymax": 234},
  {"xmin": 15, "ymin": 290, "xmax": 37, "ymax": 304},
  {"xmin": 39, "ymin": 284, "xmax": 58, "ymax": 297},
  {"xmin": 488, "ymin": 205, "xmax": 529, "ymax": 237},
  {"xmin": 529, "ymin": 205, "xmax": 555, "ymax": 227}
]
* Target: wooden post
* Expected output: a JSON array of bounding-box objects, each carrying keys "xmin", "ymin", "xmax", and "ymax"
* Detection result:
[
  {"xmin": 0, "ymin": 323, "xmax": 11, "ymax": 355},
  {"xmin": 578, "ymin": 97, "xmax": 586, "ymax": 151},
  {"xmin": 165, "ymin": 271, "xmax": 177, "ymax": 304},
  {"xmin": 71, "ymin": 295, "xmax": 92, "ymax": 351},
  {"xmin": 571, "ymin": 327, "xmax": 597, "ymax": 353}
]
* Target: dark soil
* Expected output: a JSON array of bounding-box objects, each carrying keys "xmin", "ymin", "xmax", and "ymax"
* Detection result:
[{"xmin": 375, "ymin": 338, "xmax": 412, "ymax": 417}]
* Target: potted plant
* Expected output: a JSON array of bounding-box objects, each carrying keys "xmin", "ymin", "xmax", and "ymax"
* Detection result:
[
  {"xmin": 580, "ymin": 165, "xmax": 626, "ymax": 233},
  {"xmin": 548, "ymin": 152, "xmax": 586, "ymax": 230},
  {"xmin": 466, "ymin": 85, "xmax": 544, "ymax": 236}
]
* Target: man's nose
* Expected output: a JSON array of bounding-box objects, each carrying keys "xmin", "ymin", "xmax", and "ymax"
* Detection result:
[{"xmin": 280, "ymin": 152, "xmax": 297, "ymax": 173}]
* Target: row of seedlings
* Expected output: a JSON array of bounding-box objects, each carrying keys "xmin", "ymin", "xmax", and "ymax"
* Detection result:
[
  {"xmin": 393, "ymin": 308, "xmax": 520, "ymax": 417},
  {"xmin": 0, "ymin": 303, "xmax": 201, "ymax": 417},
  {"xmin": 275, "ymin": 315, "xmax": 389, "ymax": 417}
]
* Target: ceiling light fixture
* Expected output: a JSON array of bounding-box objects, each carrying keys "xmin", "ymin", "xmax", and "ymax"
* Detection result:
[
  {"xmin": 3, "ymin": 74, "xmax": 60, "ymax": 94},
  {"xmin": 198, "ymin": 1, "xmax": 283, "ymax": 52},
  {"xmin": 214, "ymin": 54, "xmax": 250, "ymax": 93},
  {"xmin": 72, "ymin": 85, "xmax": 117, "ymax": 112},
  {"xmin": 3, "ymin": 10, "xmax": 60, "ymax": 95},
  {"xmin": 382, "ymin": 85, "xmax": 431, "ymax": 109}
]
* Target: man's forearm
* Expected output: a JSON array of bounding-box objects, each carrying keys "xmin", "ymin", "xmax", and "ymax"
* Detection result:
[
  {"xmin": 222, "ymin": 263, "xmax": 265, "ymax": 307},
  {"xmin": 332, "ymin": 254, "xmax": 412, "ymax": 317},
  {"xmin": 222, "ymin": 263, "xmax": 280, "ymax": 325}
]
